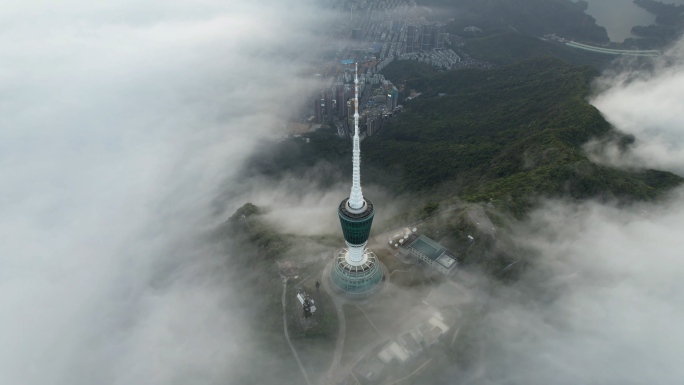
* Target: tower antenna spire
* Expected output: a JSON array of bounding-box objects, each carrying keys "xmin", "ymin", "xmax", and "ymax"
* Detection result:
[{"xmin": 348, "ymin": 63, "xmax": 364, "ymax": 211}]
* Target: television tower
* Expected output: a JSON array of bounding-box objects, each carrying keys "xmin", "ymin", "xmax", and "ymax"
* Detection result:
[
  {"xmin": 346, "ymin": 63, "xmax": 368, "ymax": 264},
  {"xmin": 330, "ymin": 63, "xmax": 384, "ymax": 297}
]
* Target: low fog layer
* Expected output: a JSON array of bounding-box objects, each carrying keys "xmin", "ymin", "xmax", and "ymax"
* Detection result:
[
  {"xmin": 588, "ymin": 39, "xmax": 684, "ymax": 175},
  {"xmin": 4, "ymin": 1, "xmax": 684, "ymax": 384},
  {"xmin": 474, "ymin": 37, "xmax": 684, "ymax": 384},
  {"xmin": 0, "ymin": 1, "xmax": 325, "ymax": 384},
  {"xmin": 243, "ymin": 173, "xmax": 407, "ymax": 237},
  {"xmin": 482, "ymin": 193, "xmax": 684, "ymax": 384}
]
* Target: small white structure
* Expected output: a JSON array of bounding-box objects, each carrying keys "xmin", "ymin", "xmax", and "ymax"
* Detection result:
[
  {"xmin": 296, "ymin": 292, "xmax": 316, "ymax": 314},
  {"xmin": 377, "ymin": 341, "xmax": 410, "ymax": 364},
  {"xmin": 428, "ymin": 312, "xmax": 449, "ymax": 335},
  {"xmin": 377, "ymin": 348, "xmax": 394, "ymax": 364}
]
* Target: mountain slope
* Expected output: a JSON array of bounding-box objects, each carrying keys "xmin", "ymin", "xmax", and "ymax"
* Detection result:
[{"xmin": 366, "ymin": 57, "xmax": 681, "ymax": 214}]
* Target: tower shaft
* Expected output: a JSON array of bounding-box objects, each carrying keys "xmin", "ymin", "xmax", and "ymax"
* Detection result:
[{"xmin": 349, "ymin": 63, "xmax": 364, "ymax": 211}]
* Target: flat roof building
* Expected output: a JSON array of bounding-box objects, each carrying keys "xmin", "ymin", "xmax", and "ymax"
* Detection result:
[
  {"xmin": 400, "ymin": 234, "xmax": 458, "ymax": 275},
  {"xmin": 378, "ymin": 341, "xmax": 410, "ymax": 364},
  {"xmin": 399, "ymin": 332, "xmax": 423, "ymax": 357},
  {"xmin": 428, "ymin": 316, "xmax": 449, "ymax": 335},
  {"xmin": 418, "ymin": 324, "xmax": 439, "ymax": 347}
]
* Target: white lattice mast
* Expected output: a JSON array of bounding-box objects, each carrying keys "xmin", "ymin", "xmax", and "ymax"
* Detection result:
[{"xmin": 348, "ymin": 63, "xmax": 365, "ymax": 211}]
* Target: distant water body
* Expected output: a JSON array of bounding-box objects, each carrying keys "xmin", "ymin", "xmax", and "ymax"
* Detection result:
[{"xmin": 584, "ymin": 0, "xmax": 684, "ymax": 42}]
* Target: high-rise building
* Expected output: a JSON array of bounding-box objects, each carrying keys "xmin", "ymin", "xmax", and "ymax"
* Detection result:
[
  {"xmin": 434, "ymin": 25, "xmax": 446, "ymax": 50},
  {"xmin": 386, "ymin": 89, "xmax": 398, "ymax": 111},
  {"xmin": 336, "ymin": 85, "xmax": 346, "ymax": 118},
  {"xmin": 366, "ymin": 112, "xmax": 381, "ymax": 137},
  {"xmin": 314, "ymin": 93, "xmax": 324, "ymax": 124},
  {"xmin": 405, "ymin": 25, "xmax": 416, "ymax": 53},
  {"xmin": 420, "ymin": 24, "xmax": 434, "ymax": 51},
  {"xmin": 325, "ymin": 91, "xmax": 333, "ymax": 121},
  {"xmin": 352, "ymin": 28, "xmax": 363, "ymax": 41},
  {"xmin": 347, "ymin": 101, "xmax": 354, "ymax": 134},
  {"xmin": 330, "ymin": 64, "xmax": 384, "ymax": 297},
  {"xmin": 406, "ymin": 25, "xmax": 420, "ymax": 53},
  {"xmin": 344, "ymin": 84, "xmax": 352, "ymax": 113}
]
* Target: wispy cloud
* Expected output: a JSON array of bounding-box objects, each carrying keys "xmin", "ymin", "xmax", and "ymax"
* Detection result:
[
  {"xmin": 587, "ymin": 38, "xmax": 684, "ymax": 175},
  {"xmin": 473, "ymin": 36, "xmax": 684, "ymax": 385},
  {"xmin": 479, "ymin": 192, "xmax": 684, "ymax": 384}
]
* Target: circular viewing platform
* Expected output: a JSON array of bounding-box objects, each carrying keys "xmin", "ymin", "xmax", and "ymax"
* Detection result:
[
  {"xmin": 330, "ymin": 248, "xmax": 384, "ymax": 299},
  {"xmin": 339, "ymin": 198, "xmax": 373, "ymax": 220}
]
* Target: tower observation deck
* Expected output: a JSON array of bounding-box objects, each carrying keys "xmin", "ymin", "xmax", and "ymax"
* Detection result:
[{"xmin": 330, "ymin": 64, "xmax": 384, "ymax": 297}]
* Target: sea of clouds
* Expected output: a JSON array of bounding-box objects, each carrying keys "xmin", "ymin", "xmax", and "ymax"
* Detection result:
[
  {"xmin": 0, "ymin": 1, "xmax": 325, "ymax": 384},
  {"xmin": 2, "ymin": 1, "xmax": 684, "ymax": 384},
  {"xmin": 474, "ymin": 38, "xmax": 684, "ymax": 385}
]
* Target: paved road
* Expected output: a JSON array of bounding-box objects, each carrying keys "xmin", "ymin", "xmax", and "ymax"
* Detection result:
[
  {"xmin": 319, "ymin": 253, "xmax": 393, "ymax": 384},
  {"xmin": 282, "ymin": 279, "xmax": 312, "ymax": 385},
  {"xmin": 565, "ymin": 41, "xmax": 660, "ymax": 56},
  {"xmin": 321, "ymin": 261, "xmax": 346, "ymax": 383}
]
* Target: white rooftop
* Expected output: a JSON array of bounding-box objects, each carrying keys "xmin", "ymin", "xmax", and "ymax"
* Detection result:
[
  {"xmin": 436, "ymin": 254, "xmax": 457, "ymax": 268},
  {"xmin": 428, "ymin": 316, "xmax": 449, "ymax": 335},
  {"xmin": 380, "ymin": 341, "xmax": 410, "ymax": 363},
  {"xmin": 377, "ymin": 348, "xmax": 394, "ymax": 364}
]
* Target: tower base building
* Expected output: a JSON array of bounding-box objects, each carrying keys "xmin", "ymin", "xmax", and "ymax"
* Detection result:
[{"xmin": 330, "ymin": 248, "xmax": 383, "ymax": 297}]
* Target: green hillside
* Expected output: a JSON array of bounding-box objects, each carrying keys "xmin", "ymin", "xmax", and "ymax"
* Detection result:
[
  {"xmin": 380, "ymin": 60, "xmax": 438, "ymax": 84},
  {"xmin": 369, "ymin": 57, "xmax": 681, "ymax": 214}
]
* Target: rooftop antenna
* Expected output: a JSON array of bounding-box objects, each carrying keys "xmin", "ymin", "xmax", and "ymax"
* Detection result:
[{"xmin": 348, "ymin": 63, "xmax": 364, "ymax": 211}]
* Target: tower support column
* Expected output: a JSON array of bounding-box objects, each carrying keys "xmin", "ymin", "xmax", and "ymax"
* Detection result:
[{"xmin": 345, "ymin": 243, "xmax": 367, "ymax": 265}]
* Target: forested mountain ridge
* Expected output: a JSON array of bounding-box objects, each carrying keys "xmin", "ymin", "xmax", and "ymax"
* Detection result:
[
  {"xmin": 244, "ymin": 57, "xmax": 682, "ymax": 217},
  {"xmin": 366, "ymin": 57, "xmax": 681, "ymax": 214}
]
